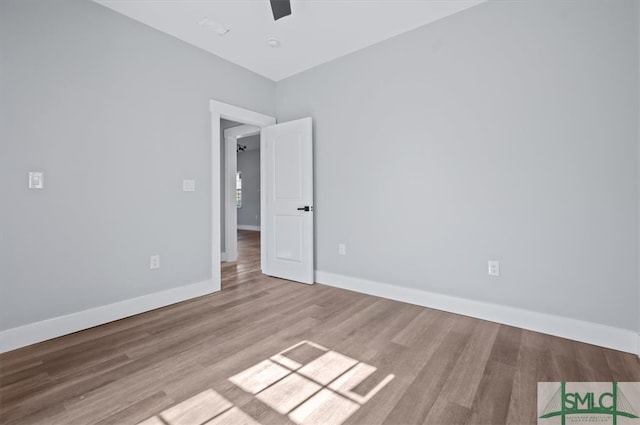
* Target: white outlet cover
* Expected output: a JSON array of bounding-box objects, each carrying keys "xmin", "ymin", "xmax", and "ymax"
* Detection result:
[
  {"xmin": 150, "ymin": 255, "xmax": 160, "ymax": 270},
  {"xmin": 488, "ymin": 260, "xmax": 500, "ymax": 277},
  {"xmin": 28, "ymin": 172, "xmax": 44, "ymax": 189},
  {"xmin": 183, "ymin": 179, "xmax": 196, "ymax": 192}
]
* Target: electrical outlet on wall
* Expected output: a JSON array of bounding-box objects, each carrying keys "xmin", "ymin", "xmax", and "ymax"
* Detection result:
[
  {"xmin": 488, "ymin": 260, "xmax": 500, "ymax": 277},
  {"xmin": 150, "ymin": 255, "xmax": 160, "ymax": 270},
  {"xmin": 338, "ymin": 243, "xmax": 346, "ymax": 256}
]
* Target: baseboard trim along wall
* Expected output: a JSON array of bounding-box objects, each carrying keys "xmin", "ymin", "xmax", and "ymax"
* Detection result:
[
  {"xmin": 315, "ymin": 271, "xmax": 637, "ymax": 354},
  {"xmin": 2, "ymin": 273, "xmax": 634, "ymax": 355},
  {"xmin": 0, "ymin": 279, "xmax": 217, "ymax": 353},
  {"xmin": 237, "ymin": 225, "xmax": 261, "ymax": 231}
]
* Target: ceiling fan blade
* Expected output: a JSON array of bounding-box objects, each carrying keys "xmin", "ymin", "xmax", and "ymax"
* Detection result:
[{"xmin": 270, "ymin": 0, "xmax": 291, "ymax": 21}]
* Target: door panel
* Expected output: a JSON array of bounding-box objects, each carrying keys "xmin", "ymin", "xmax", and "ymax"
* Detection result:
[
  {"xmin": 274, "ymin": 215, "xmax": 303, "ymax": 262},
  {"xmin": 263, "ymin": 118, "xmax": 313, "ymax": 284},
  {"xmin": 274, "ymin": 134, "xmax": 303, "ymax": 200}
]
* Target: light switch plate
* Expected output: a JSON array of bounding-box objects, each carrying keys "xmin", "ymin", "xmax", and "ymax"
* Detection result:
[
  {"xmin": 29, "ymin": 172, "xmax": 44, "ymax": 189},
  {"xmin": 150, "ymin": 255, "xmax": 160, "ymax": 270},
  {"xmin": 183, "ymin": 179, "xmax": 196, "ymax": 192}
]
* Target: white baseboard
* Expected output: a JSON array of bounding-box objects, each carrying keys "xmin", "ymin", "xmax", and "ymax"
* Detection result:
[
  {"xmin": 0, "ymin": 279, "xmax": 217, "ymax": 353},
  {"xmin": 315, "ymin": 271, "xmax": 637, "ymax": 354},
  {"xmin": 237, "ymin": 225, "xmax": 260, "ymax": 231}
]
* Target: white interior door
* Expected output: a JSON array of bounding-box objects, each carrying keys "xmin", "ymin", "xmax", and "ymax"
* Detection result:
[{"xmin": 262, "ymin": 117, "xmax": 314, "ymax": 284}]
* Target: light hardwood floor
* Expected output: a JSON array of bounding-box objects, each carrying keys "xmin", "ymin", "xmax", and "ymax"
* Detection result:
[{"xmin": 1, "ymin": 230, "xmax": 638, "ymax": 425}]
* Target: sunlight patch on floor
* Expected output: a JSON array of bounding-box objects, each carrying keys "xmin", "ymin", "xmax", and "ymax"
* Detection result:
[
  {"xmin": 137, "ymin": 340, "xmax": 394, "ymax": 425},
  {"xmin": 230, "ymin": 340, "xmax": 395, "ymax": 425}
]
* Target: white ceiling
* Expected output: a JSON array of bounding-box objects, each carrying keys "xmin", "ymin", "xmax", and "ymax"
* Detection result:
[{"xmin": 95, "ymin": 0, "xmax": 484, "ymax": 81}]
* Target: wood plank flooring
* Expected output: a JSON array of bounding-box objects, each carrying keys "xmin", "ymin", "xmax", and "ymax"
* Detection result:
[{"xmin": 1, "ymin": 230, "xmax": 639, "ymax": 424}]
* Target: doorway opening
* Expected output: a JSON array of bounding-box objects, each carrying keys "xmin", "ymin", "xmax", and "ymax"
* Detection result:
[
  {"xmin": 209, "ymin": 100, "xmax": 275, "ymax": 292},
  {"xmin": 221, "ymin": 122, "xmax": 261, "ymax": 264},
  {"xmin": 210, "ymin": 100, "xmax": 314, "ymax": 291},
  {"xmin": 221, "ymin": 125, "xmax": 262, "ymax": 286}
]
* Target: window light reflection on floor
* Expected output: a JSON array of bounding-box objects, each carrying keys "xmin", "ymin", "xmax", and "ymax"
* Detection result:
[{"xmin": 137, "ymin": 340, "xmax": 394, "ymax": 425}]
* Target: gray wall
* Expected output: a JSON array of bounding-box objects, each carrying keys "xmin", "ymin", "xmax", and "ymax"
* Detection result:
[
  {"xmin": 637, "ymin": 0, "xmax": 640, "ymax": 337},
  {"xmin": 276, "ymin": 0, "xmax": 639, "ymax": 330},
  {"xmin": 237, "ymin": 136, "xmax": 261, "ymax": 228},
  {"xmin": 0, "ymin": 0, "xmax": 275, "ymax": 330}
]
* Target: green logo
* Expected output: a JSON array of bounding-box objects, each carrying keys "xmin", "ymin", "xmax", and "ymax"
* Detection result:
[{"xmin": 538, "ymin": 382, "xmax": 639, "ymax": 425}]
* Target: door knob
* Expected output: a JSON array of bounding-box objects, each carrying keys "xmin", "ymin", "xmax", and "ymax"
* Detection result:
[{"xmin": 297, "ymin": 206, "xmax": 313, "ymax": 212}]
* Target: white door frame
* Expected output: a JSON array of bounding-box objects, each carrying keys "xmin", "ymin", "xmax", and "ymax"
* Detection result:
[
  {"xmin": 223, "ymin": 124, "xmax": 260, "ymax": 262},
  {"xmin": 210, "ymin": 100, "xmax": 275, "ymax": 290}
]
